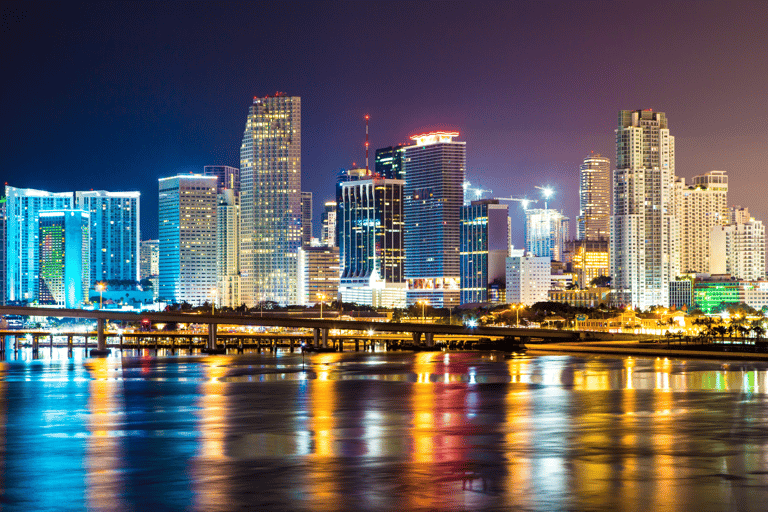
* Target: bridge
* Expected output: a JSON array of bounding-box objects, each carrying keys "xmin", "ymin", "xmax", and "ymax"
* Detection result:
[{"xmin": 0, "ymin": 305, "xmax": 582, "ymax": 356}]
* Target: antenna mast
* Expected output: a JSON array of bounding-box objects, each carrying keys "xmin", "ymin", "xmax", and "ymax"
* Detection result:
[{"xmin": 365, "ymin": 114, "xmax": 370, "ymax": 172}]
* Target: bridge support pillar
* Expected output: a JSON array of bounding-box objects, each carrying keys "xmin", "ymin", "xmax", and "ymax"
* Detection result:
[
  {"xmin": 322, "ymin": 329, "xmax": 329, "ymax": 348},
  {"xmin": 412, "ymin": 332, "xmax": 422, "ymax": 346},
  {"xmin": 49, "ymin": 334, "xmax": 54, "ymax": 351},
  {"xmin": 338, "ymin": 338, "xmax": 343, "ymax": 352},
  {"xmin": 90, "ymin": 317, "xmax": 111, "ymax": 357},
  {"xmin": 425, "ymin": 332, "xmax": 434, "ymax": 348},
  {"xmin": 202, "ymin": 323, "xmax": 225, "ymax": 354},
  {"xmin": 32, "ymin": 335, "xmax": 39, "ymax": 357},
  {"xmin": 289, "ymin": 338, "xmax": 294, "ymax": 353},
  {"xmin": 355, "ymin": 339, "xmax": 360, "ymax": 351},
  {"xmin": 314, "ymin": 328, "xmax": 320, "ymax": 348}
]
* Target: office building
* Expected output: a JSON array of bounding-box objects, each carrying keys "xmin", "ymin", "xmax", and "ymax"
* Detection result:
[
  {"xmin": 338, "ymin": 175, "xmax": 406, "ymax": 307},
  {"xmin": 611, "ymin": 110, "xmax": 678, "ymax": 309},
  {"xmin": 38, "ymin": 210, "xmax": 90, "ymax": 308},
  {"xmin": 75, "ymin": 190, "xmax": 140, "ymax": 285},
  {"xmin": 674, "ymin": 170, "xmax": 728, "ymax": 273},
  {"xmin": 375, "ymin": 144, "xmax": 409, "ymax": 180},
  {"xmin": 711, "ymin": 215, "xmax": 766, "ymax": 281},
  {"xmin": 460, "ymin": 199, "xmax": 509, "ymax": 304},
  {"xmin": 321, "ymin": 201, "xmax": 337, "ymax": 247},
  {"xmin": 669, "ymin": 279, "xmax": 693, "ymax": 311},
  {"xmin": 139, "ymin": 240, "xmax": 159, "ymax": 280},
  {"xmin": 506, "ymin": 251, "xmax": 550, "ymax": 306},
  {"xmin": 549, "ymin": 287, "xmax": 611, "ymax": 308},
  {"xmin": 4, "ymin": 186, "xmax": 74, "ymax": 303},
  {"xmin": 301, "ymin": 191, "xmax": 313, "ymax": 246},
  {"xmin": 298, "ymin": 246, "xmax": 340, "ymax": 305},
  {"xmin": 563, "ymin": 239, "xmax": 609, "ymax": 288},
  {"xmin": 203, "ymin": 165, "xmax": 240, "ymax": 193},
  {"xmin": 403, "ymin": 131, "xmax": 465, "ymax": 307},
  {"xmin": 729, "ymin": 206, "xmax": 750, "ymax": 224},
  {"xmin": 158, "ymin": 174, "xmax": 217, "ymax": 305},
  {"xmin": 239, "ymin": 93, "xmax": 302, "ymax": 305},
  {"xmin": 0, "ymin": 198, "xmax": 5, "ymax": 305},
  {"xmin": 217, "ymin": 188, "xmax": 240, "ymax": 308},
  {"xmin": 578, "ymin": 153, "xmax": 610, "ymax": 241},
  {"xmin": 524, "ymin": 208, "xmax": 569, "ymax": 261}
]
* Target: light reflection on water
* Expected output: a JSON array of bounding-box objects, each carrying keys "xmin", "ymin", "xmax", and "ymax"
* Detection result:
[{"xmin": 1, "ymin": 352, "xmax": 768, "ymax": 511}]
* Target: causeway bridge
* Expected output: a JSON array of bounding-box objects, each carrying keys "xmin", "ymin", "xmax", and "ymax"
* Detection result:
[{"xmin": 0, "ymin": 305, "xmax": 583, "ymax": 357}]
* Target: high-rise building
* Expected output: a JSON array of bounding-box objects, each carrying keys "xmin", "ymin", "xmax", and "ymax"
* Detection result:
[
  {"xmin": 674, "ymin": 170, "xmax": 728, "ymax": 273},
  {"xmin": 298, "ymin": 246, "xmax": 340, "ymax": 306},
  {"xmin": 0, "ymin": 197, "xmax": 6, "ymax": 305},
  {"xmin": 403, "ymin": 131, "xmax": 465, "ymax": 307},
  {"xmin": 563, "ymin": 239, "xmax": 609, "ymax": 287},
  {"xmin": 460, "ymin": 199, "xmax": 509, "ymax": 304},
  {"xmin": 158, "ymin": 175, "xmax": 217, "ymax": 305},
  {"xmin": 75, "ymin": 191, "xmax": 140, "ymax": 285},
  {"xmin": 710, "ymin": 216, "xmax": 766, "ymax": 281},
  {"xmin": 611, "ymin": 110, "xmax": 677, "ymax": 309},
  {"xmin": 506, "ymin": 251, "xmax": 550, "ymax": 306},
  {"xmin": 524, "ymin": 208, "xmax": 569, "ymax": 261},
  {"xmin": 301, "ymin": 191, "xmax": 313, "ymax": 246},
  {"xmin": 4, "ymin": 186, "xmax": 74, "ymax": 304},
  {"xmin": 338, "ymin": 175, "xmax": 406, "ymax": 307},
  {"xmin": 578, "ymin": 153, "xmax": 610, "ymax": 241},
  {"xmin": 729, "ymin": 206, "xmax": 750, "ymax": 224},
  {"xmin": 139, "ymin": 240, "xmax": 159, "ymax": 280},
  {"xmin": 217, "ymin": 188, "xmax": 240, "ymax": 308},
  {"xmin": 203, "ymin": 165, "xmax": 240, "ymax": 193},
  {"xmin": 375, "ymin": 144, "xmax": 410, "ymax": 180},
  {"xmin": 239, "ymin": 94, "xmax": 302, "ymax": 305},
  {"xmin": 321, "ymin": 201, "xmax": 337, "ymax": 247},
  {"xmin": 38, "ymin": 210, "xmax": 90, "ymax": 309}
]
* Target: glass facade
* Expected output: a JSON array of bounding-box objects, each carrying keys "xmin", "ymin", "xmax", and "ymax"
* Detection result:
[
  {"xmin": 524, "ymin": 208, "xmax": 569, "ymax": 261},
  {"xmin": 38, "ymin": 210, "xmax": 90, "ymax": 308},
  {"xmin": 374, "ymin": 144, "xmax": 410, "ymax": 180},
  {"xmin": 460, "ymin": 200, "xmax": 509, "ymax": 304},
  {"xmin": 578, "ymin": 154, "xmax": 610, "ymax": 241}
]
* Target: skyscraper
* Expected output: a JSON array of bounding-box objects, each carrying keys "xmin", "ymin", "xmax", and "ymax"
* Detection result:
[
  {"xmin": 239, "ymin": 94, "xmax": 301, "ymax": 305},
  {"xmin": 4, "ymin": 186, "xmax": 74, "ymax": 303},
  {"xmin": 460, "ymin": 199, "xmax": 509, "ymax": 304},
  {"xmin": 298, "ymin": 246, "xmax": 340, "ymax": 305},
  {"xmin": 203, "ymin": 165, "xmax": 240, "ymax": 193},
  {"xmin": 320, "ymin": 200, "xmax": 337, "ymax": 247},
  {"xmin": 38, "ymin": 210, "xmax": 90, "ymax": 308},
  {"xmin": 75, "ymin": 190, "xmax": 140, "ymax": 285},
  {"xmin": 301, "ymin": 191, "xmax": 313, "ymax": 246},
  {"xmin": 674, "ymin": 170, "xmax": 728, "ymax": 273},
  {"xmin": 403, "ymin": 131, "xmax": 465, "ymax": 307},
  {"xmin": 338, "ymin": 175, "xmax": 406, "ymax": 307},
  {"xmin": 158, "ymin": 174, "xmax": 217, "ymax": 305},
  {"xmin": 375, "ymin": 144, "xmax": 410, "ymax": 180},
  {"xmin": 506, "ymin": 251, "xmax": 550, "ymax": 306},
  {"xmin": 0, "ymin": 197, "xmax": 6, "ymax": 305},
  {"xmin": 524, "ymin": 208, "xmax": 569, "ymax": 261},
  {"xmin": 611, "ymin": 110, "xmax": 677, "ymax": 309},
  {"xmin": 139, "ymin": 240, "xmax": 159, "ymax": 280},
  {"xmin": 710, "ymin": 209, "xmax": 766, "ymax": 281},
  {"xmin": 217, "ymin": 188, "xmax": 240, "ymax": 308},
  {"xmin": 578, "ymin": 153, "xmax": 610, "ymax": 241}
]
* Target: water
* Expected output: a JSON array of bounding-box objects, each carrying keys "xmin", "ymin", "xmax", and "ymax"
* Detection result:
[{"xmin": 1, "ymin": 349, "xmax": 768, "ymax": 511}]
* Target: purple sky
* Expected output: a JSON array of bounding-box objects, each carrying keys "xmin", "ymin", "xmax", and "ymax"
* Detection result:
[{"xmin": 2, "ymin": 1, "xmax": 767, "ymax": 246}]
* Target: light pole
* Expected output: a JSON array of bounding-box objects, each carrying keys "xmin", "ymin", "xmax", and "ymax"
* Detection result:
[
  {"xmin": 318, "ymin": 293, "xmax": 326, "ymax": 319},
  {"xmin": 511, "ymin": 303, "xmax": 524, "ymax": 327},
  {"xmin": 210, "ymin": 288, "xmax": 217, "ymax": 316},
  {"xmin": 96, "ymin": 283, "xmax": 105, "ymax": 309},
  {"xmin": 418, "ymin": 300, "xmax": 429, "ymax": 323}
]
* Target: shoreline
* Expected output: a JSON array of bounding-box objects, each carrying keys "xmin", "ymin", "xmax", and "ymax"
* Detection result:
[{"xmin": 528, "ymin": 341, "xmax": 768, "ymax": 361}]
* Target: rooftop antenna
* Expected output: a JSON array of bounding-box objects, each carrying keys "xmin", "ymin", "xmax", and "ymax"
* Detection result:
[{"xmin": 364, "ymin": 114, "xmax": 370, "ymax": 173}]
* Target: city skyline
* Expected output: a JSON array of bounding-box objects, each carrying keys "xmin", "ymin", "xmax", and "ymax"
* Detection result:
[{"xmin": 2, "ymin": 1, "xmax": 766, "ymax": 248}]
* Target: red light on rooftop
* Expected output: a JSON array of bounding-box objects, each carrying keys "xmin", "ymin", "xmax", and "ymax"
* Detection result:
[{"xmin": 410, "ymin": 131, "xmax": 460, "ymax": 141}]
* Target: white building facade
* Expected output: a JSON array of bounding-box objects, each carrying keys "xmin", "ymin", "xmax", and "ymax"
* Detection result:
[{"xmin": 506, "ymin": 252, "xmax": 550, "ymax": 306}]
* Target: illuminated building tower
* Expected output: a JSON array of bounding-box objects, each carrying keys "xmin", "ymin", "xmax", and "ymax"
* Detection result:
[
  {"xmin": 38, "ymin": 210, "xmax": 90, "ymax": 308},
  {"xmin": 0, "ymin": 197, "xmax": 6, "ymax": 305},
  {"xmin": 217, "ymin": 189, "xmax": 240, "ymax": 308},
  {"xmin": 301, "ymin": 191, "xmax": 313, "ymax": 246},
  {"xmin": 203, "ymin": 165, "xmax": 240, "ymax": 193},
  {"xmin": 563, "ymin": 239, "xmax": 609, "ymax": 287},
  {"xmin": 578, "ymin": 153, "xmax": 610, "ymax": 241},
  {"xmin": 239, "ymin": 94, "xmax": 302, "ymax": 305},
  {"xmin": 335, "ymin": 168, "xmax": 370, "ymax": 252},
  {"xmin": 320, "ymin": 200, "xmax": 337, "ymax": 247},
  {"xmin": 139, "ymin": 239, "xmax": 159, "ymax": 300},
  {"xmin": 611, "ymin": 109, "xmax": 677, "ymax": 309},
  {"xmin": 375, "ymin": 144, "xmax": 410, "ymax": 180},
  {"xmin": 460, "ymin": 199, "xmax": 509, "ymax": 304},
  {"xmin": 75, "ymin": 191, "xmax": 140, "ymax": 285},
  {"xmin": 403, "ymin": 131, "xmax": 465, "ymax": 307},
  {"xmin": 674, "ymin": 170, "xmax": 728, "ymax": 273},
  {"xmin": 298, "ymin": 245, "xmax": 340, "ymax": 305},
  {"xmin": 338, "ymin": 176, "xmax": 406, "ymax": 307},
  {"xmin": 710, "ymin": 210, "xmax": 765, "ymax": 281},
  {"xmin": 524, "ymin": 208, "xmax": 569, "ymax": 261},
  {"xmin": 4, "ymin": 186, "xmax": 74, "ymax": 304},
  {"xmin": 158, "ymin": 174, "xmax": 217, "ymax": 305}
]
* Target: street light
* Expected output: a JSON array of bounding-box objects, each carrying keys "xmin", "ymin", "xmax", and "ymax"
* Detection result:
[
  {"xmin": 96, "ymin": 283, "xmax": 106, "ymax": 309},
  {"xmin": 210, "ymin": 288, "xmax": 217, "ymax": 316},
  {"xmin": 510, "ymin": 303, "xmax": 524, "ymax": 327},
  {"xmin": 417, "ymin": 300, "xmax": 429, "ymax": 323},
  {"xmin": 317, "ymin": 293, "xmax": 326, "ymax": 319}
]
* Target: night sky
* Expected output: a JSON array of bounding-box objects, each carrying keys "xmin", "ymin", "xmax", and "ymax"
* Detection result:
[{"xmin": 2, "ymin": 1, "xmax": 767, "ymax": 246}]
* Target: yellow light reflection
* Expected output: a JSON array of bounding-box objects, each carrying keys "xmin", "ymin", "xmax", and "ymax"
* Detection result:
[
  {"xmin": 504, "ymin": 359, "xmax": 532, "ymax": 508},
  {"xmin": 307, "ymin": 353, "xmax": 340, "ymax": 510}
]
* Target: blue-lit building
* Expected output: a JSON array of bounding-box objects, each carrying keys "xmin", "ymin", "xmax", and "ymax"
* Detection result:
[
  {"xmin": 38, "ymin": 210, "xmax": 90, "ymax": 308},
  {"xmin": 158, "ymin": 174, "xmax": 217, "ymax": 305},
  {"xmin": 338, "ymin": 175, "xmax": 406, "ymax": 307},
  {"xmin": 524, "ymin": 208, "xmax": 569, "ymax": 261},
  {"xmin": 460, "ymin": 199, "xmax": 509, "ymax": 304},
  {"xmin": 403, "ymin": 131, "xmax": 465, "ymax": 308}
]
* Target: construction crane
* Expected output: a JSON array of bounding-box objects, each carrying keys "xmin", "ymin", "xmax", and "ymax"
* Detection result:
[
  {"xmin": 535, "ymin": 185, "xmax": 554, "ymax": 209},
  {"xmin": 463, "ymin": 180, "xmax": 493, "ymax": 204},
  {"xmin": 496, "ymin": 197, "xmax": 539, "ymax": 209}
]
